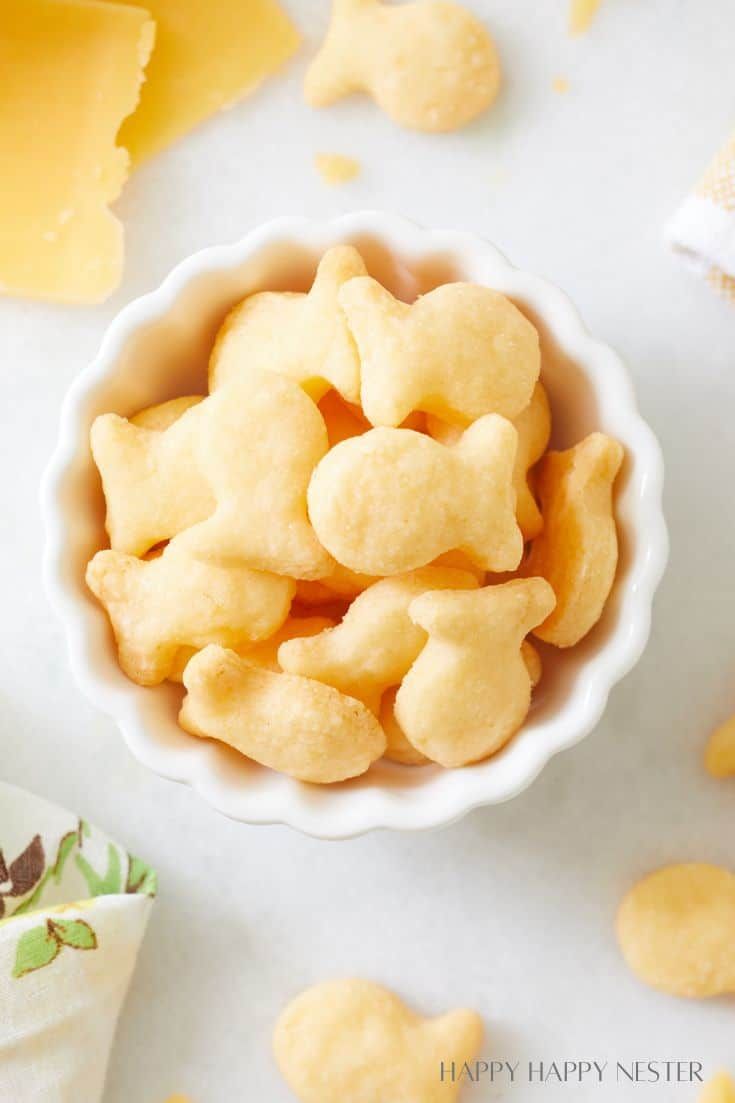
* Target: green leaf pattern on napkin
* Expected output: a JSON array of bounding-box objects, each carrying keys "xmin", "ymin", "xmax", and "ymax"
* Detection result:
[
  {"xmin": 13, "ymin": 917, "xmax": 98, "ymax": 978},
  {"xmin": 76, "ymin": 842, "xmax": 122, "ymax": 897},
  {"xmin": 0, "ymin": 817, "xmax": 156, "ymax": 980},
  {"xmin": 13, "ymin": 923, "xmax": 60, "ymax": 978}
]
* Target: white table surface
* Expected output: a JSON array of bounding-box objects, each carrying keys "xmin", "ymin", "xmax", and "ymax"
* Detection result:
[{"xmin": 2, "ymin": 2, "xmax": 735, "ymax": 1099}]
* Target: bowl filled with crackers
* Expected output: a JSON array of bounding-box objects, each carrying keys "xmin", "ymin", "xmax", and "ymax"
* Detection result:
[{"xmin": 42, "ymin": 212, "xmax": 668, "ymax": 838}]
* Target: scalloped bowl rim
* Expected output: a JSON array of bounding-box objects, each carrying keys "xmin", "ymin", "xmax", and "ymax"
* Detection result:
[{"xmin": 40, "ymin": 212, "xmax": 668, "ymax": 839}]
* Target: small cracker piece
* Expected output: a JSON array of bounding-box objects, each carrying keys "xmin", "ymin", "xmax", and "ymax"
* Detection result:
[
  {"xmin": 700, "ymin": 1075, "xmax": 735, "ymax": 1103},
  {"xmin": 273, "ymin": 977, "xmax": 483, "ymax": 1103},
  {"xmin": 279, "ymin": 566, "xmax": 479, "ymax": 712},
  {"xmin": 173, "ymin": 370, "xmax": 334, "ymax": 578},
  {"xmin": 87, "ymin": 546, "xmax": 294, "ymax": 686},
  {"xmin": 314, "ymin": 152, "xmax": 361, "ymax": 185},
  {"xmin": 340, "ymin": 276, "xmax": 540, "ymax": 427},
  {"xmin": 395, "ymin": 578, "xmax": 556, "ymax": 766},
  {"xmin": 180, "ymin": 645, "xmax": 386, "ymax": 783},
  {"xmin": 617, "ymin": 864, "xmax": 735, "ymax": 999},
  {"xmin": 304, "ymin": 0, "xmax": 501, "ymax": 133},
  {"xmin": 524, "ymin": 432, "xmax": 623, "ymax": 647},
  {"xmin": 168, "ymin": 614, "xmax": 335, "ymax": 683},
  {"xmin": 705, "ymin": 715, "xmax": 735, "ymax": 778},
  {"xmin": 130, "ymin": 395, "xmax": 204, "ymax": 431},
  {"xmin": 427, "ymin": 380, "xmax": 551, "ymax": 540},
  {"xmin": 380, "ymin": 688, "xmax": 429, "ymax": 765},
  {"xmin": 307, "ymin": 417, "xmax": 522, "ymax": 576},
  {"xmin": 91, "ymin": 394, "xmax": 213, "ymax": 558},
  {"xmin": 209, "ymin": 245, "xmax": 366, "ymax": 404}
]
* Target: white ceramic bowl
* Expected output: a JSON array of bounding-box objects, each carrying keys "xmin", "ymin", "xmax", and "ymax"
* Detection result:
[{"xmin": 41, "ymin": 212, "xmax": 668, "ymax": 839}]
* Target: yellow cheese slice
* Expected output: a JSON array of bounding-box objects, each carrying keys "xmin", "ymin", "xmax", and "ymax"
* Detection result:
[
  {"xmin": 0, "ymin": 0, "xmax": 154, "ymax": 304},
  {"xmin": 116, "ymin": 0, "xmax": 300, "ymax": 162}
]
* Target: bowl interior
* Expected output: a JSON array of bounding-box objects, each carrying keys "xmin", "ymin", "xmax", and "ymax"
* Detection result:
[{"xmin": 56, "ymin": 225, "xmax": 647, "ymax": 825}]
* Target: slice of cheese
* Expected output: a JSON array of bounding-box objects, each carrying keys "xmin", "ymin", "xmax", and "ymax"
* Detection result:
[
  {"xmin": 115, "ymin": 0, "xmax": 300, "ymax": 162},
  {"xmin": 0, "ymin": 0, "xmax": 155, "ymax": 304}
]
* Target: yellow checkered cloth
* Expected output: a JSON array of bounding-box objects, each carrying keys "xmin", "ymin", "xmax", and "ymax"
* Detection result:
[{"xmin": 667, "ymin": 132, "xmax": 735, "ymax": 302}]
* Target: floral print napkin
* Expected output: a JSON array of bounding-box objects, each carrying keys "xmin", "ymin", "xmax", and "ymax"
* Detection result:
[{"xmin": 0, "ymin": 781, "xmax": 156, "ymax": 1103}]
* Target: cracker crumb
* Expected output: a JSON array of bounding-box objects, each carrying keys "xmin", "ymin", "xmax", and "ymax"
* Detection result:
[
  {"xmin": 705, "ymin": 714, "xmax": 735, "ymax": 778},
  {"xmin": 314, "ymin": 153, "xmax": 361, "ymax": 186},
  {"xmin": 569, "ymin": 0, "xmax": 602, "ymax": 34},
  {"xmin": 553, "ymin": 76, "xmax": 570, "ymax": 94}
]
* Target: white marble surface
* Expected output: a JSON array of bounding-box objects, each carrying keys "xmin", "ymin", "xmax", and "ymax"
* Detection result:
[{"xmin": 2, "ymin": 2, "xmax": 735, "ymax": 1099}]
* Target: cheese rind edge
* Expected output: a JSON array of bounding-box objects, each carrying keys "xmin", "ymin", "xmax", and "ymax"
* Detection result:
[{"xmin": 0, "ymin": 0, "xmax": 155, "ymax": 304}]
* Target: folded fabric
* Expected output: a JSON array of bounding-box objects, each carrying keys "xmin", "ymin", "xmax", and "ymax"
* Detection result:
[
  {"xmin": 0, "ymin": 782, "xmax": 156, "ymax": 1103},
  {"xmin": 667, "ymin": 131, "xmax": 735, "ymax": 302}
]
